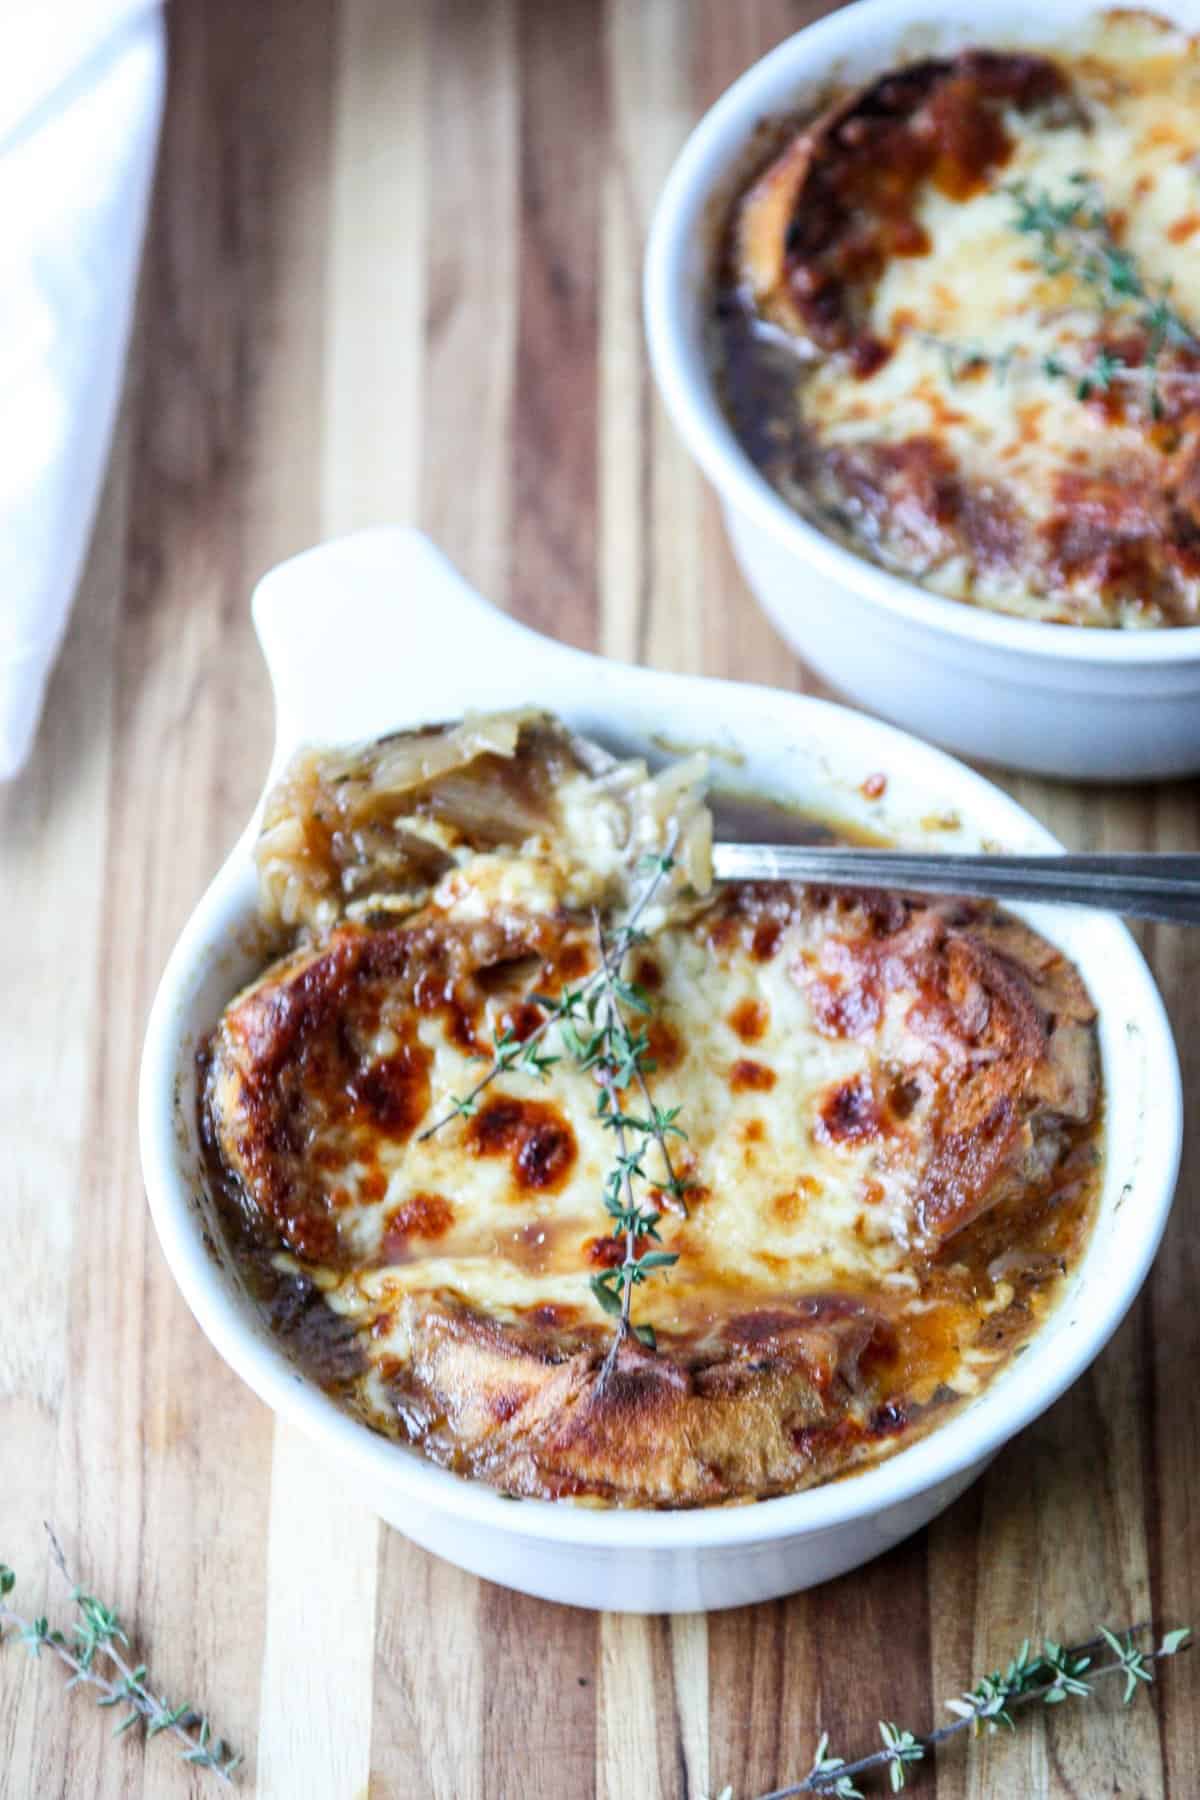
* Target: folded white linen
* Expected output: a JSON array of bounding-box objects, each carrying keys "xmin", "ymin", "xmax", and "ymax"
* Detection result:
[{"xmin": 1, "ymin": 0, "xmax": 165, "ymax": 779}]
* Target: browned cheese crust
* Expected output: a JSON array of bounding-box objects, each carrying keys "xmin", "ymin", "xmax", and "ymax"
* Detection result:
[
  {"xmin": 736, "ymin": 52, "xmax": 1067, "ymax": 368},
  {"xmin": 206, "ymin": 880, "xmax": 1099, "ymax": 1506},
  {"xmin": 389, "ymin": 1292, "xmax": 895, "ymax": 1505}
]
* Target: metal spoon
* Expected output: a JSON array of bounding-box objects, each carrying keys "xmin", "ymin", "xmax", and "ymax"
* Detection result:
[
  {"xmin": 709, "ymin": 845, "xmax": 1200, "ymax": 926},
  {"xmin": 567, "ymin": 731, "xmax": 1200, "ymax": 926}
]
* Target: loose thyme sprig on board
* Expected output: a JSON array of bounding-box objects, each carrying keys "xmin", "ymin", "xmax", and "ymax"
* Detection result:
[
  {"xmin": 0, "ymin": 1527, "xmax": 241, "ymax": 1784},
  {"xmin": 418, "ymin": 840, "xmax": 690, "ymax": 1349},
  {"xmin": 704, "ymin": 1620, "xmax": 1191, "ymax": 1798},
  {"xmin": 922, "ymin": 173, "xmax": 1200, "ymax": 414}
]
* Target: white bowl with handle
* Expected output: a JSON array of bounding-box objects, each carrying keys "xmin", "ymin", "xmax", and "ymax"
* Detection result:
[
  {"xmin": 138, "ymin": 527, "xmax": 1181, "ymax": 1611},
  {"xmin": 643, "ymin": 0, "xmax": 1200, "ymax": 780}
]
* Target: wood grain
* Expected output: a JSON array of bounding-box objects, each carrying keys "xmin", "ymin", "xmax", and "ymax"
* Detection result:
[{"xmin": 2, "ymin": 2, "xmax": 1197, "ymax": 1795}]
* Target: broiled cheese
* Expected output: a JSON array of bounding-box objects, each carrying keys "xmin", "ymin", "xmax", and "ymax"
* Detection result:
[
  {"xmin": 210, "ymin": 867, "xmax": 1098, "ymax": 1452},
  {"xmin": 310, "ymin": 901, "xmax": 931, "ymax": 1332},
  {"xmin": 206, "ymin": 717, "xmax": 1102, "ymax": 1504}
]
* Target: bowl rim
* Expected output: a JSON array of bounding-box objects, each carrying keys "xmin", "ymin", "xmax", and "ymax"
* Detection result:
[
  {"xmin": 138, "ymin": 535, "xmax": 1184, "ymax": 1554},
  {"xmin": 643, "ymin": 0, "xmax": 1200, "ymax": 667}
]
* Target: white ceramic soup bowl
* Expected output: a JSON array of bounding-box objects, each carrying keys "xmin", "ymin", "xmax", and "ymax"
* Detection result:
[
  {"xmin": 139, "ymin": 527, "xmax": 1181, "ymax": 1613},
  {"xmin": 644, "ymin": 0, "xmax": 1200, "ymax": 781}
]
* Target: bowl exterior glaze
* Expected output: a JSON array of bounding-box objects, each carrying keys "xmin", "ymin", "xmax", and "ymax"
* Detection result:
[
  {"xmin": 376, "ymin": 1462, "xmax": 987, "ymax": 1612},
  {"xmin": 722, "ymin": 509, "xmax": 1200, "ymax": 780},
  {"xmin": 645, "ymin": 0, "xmax": 1200, "ymax": 780},
  {"xmin": 139, "ymin": 527, "xmax": 1182, "ymax": 1613}
]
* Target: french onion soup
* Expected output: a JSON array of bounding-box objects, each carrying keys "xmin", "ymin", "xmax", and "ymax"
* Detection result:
[
  {"xmin": 202, "ymin": 711, "xmax": 1102, "ymax": 1506},
  {"xmin": 714, "ymin": 10, "xmax": 1200, "ymax": 627}
]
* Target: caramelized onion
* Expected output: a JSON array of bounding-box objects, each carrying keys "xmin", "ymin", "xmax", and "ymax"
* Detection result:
[{"xmin": 256, "ymin": 710, "xmax": 712, "ymax": 933}]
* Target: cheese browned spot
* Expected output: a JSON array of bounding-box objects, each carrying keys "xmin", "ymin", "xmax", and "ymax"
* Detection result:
[
  {"xmin": 380, "ymin": 1194, "xmax": 455, "ymax": 1263},
  {"xmin": 467, "ymin": 1095, "xmax": 578, "ymax": 1194},
  {"xmin": 730, "ymin": 1057, "xmax": 777, "ymax": 1093},
  {"xmin": 816, "ymin": 1074, "xmax": 883, "ymax": 1146},
  {"xmin": 729, "ymin": 996, "xmax": 770, "ymax": 1042},
  {"xmin": 717, "ymin": 11, "xmax": 1200, "ymax": 626}
]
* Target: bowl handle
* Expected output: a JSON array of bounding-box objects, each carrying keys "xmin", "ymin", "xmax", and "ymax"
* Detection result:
[{"xmin": 251, "ymin": 526, "xmax": 577, "ymax": 772}]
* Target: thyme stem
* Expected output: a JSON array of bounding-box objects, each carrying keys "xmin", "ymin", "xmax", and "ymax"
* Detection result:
[
  {"xmin": 592, "ymin": 913, "xmax": 647, "ymax": 1383},
  {"xmin": 727, "ymin": 1622, "xmax": 1191, "ymax": 1799},
  {"xmin": 585, "ymin": 843, "xmax": 686, "ymax": 1359},
  {"xmin": 0, "ymin": 1527, "xmax": 241, "ymax": 1784},
  {"xmin": 917, "ymin": 334, "xmax": 1200, "ymax": 393},
  {"xmin": 594, "ymin": 922, "xmax": 636, "ymax": 1335}
]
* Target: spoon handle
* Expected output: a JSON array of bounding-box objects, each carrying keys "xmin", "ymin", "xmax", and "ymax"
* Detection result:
[{"xmin": 709, "ymin": 846, "xmax": 1200, "ymax": 925}]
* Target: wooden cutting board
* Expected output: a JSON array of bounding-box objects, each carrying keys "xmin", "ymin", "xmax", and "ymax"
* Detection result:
[{"xmin": 2, "ymin": 2, "xmax": 1196, "ymax": 1794}]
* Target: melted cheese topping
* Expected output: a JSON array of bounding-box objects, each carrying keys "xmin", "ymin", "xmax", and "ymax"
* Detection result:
[
  {"xmin": 310, "ymin": 911, "xmax": 920, "ymax": 1318},
  {"xmin": 238, "ymin": 869, "xmax": 1092, "ymax": 1433},
  {"xmin": 209, "ymin": 720, "xmax": 1101, "ymax": 1499}
]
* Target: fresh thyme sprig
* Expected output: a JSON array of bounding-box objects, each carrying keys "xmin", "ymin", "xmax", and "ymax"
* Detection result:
[
  {"xmin": 705, "ymin": 1621, "xmax": 1190, "ymax": 1798},
  {"xmin": 1008, "ymin": 175, "xmax": 1195, "ymax": 341},
  {"xmin": 1007, "ymin": 172, "xmax": 1199, "ymax": 416},
  {"xmin": 921, "ymin": 174, "xmax": 1200, "ymax": 416},
  {"xmin": 417, "ymin": 840, "xmax": 684, "ymax": 1157},
  {"xmin": 417, "ymin": 840, "xmax": 690, "ymax": 1348},
  {"xmin": 586, "ymin": 884, "xmax": 685, "ymax": 1369},
  {"xmin": 0, "ymin": 1527, "xmax": 241, "ymax": 1784}
]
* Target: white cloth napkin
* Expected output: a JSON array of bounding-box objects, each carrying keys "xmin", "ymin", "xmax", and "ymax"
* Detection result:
[{"xmin": 0, "ymin": 0, "xmax": 164, "ymax": 779}]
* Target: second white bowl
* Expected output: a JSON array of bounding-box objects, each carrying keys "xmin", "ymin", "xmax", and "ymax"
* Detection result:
[{"xmin": 644, "ymin": 0, "xmax": 1200, "ymax": 780}]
